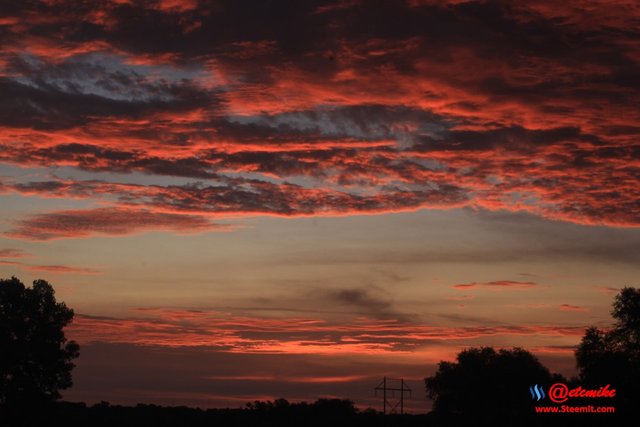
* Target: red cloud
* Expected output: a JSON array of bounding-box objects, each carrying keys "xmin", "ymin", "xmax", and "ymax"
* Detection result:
[
  {"xmin": 205, "ymin": 374, "xmax": 367, "ymax": 383},
  {"xmin": 0, "ymin": 248, "xmax": 30, "ymax": 258},
  {"xmin": 3, "ymin": 207, "xmax": 228, "ymax": 241},
  {"xmin": 453, "ymin": 280, "xmax": 537, "ymax": 290},
  {"xmin": 66, "ymin": 308, "xmax": 585, "ymax": 354},
  {"xmin": 0, "ymin": 177, "xmax": 468, "ymax": 227},
  {"xmin": 0, "ymin": 0, "xmax": 638, "ymax": 231},
  {"xmin": 154, "ymin": 0, "xmax": 199, "ymax": 13},
  {"xmin": 452, "ymin": 284, "xmax": 476, "ymax": 290}
]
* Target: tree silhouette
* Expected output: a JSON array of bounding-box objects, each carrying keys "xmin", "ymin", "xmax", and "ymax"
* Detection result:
[
  {"xmin": 576, "ymin": 286, "xmax": 640, "ymax": 413},
  {"xmin": 425, "ymin": 347, "xmax": 560, "ymax": 423},
  {"xmin": 0, "ymin": 277, "xmax": 79, "ymax": 406}
]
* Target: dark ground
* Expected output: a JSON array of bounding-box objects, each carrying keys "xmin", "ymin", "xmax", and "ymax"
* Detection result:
[{"xmin": 0, "ymin": 398, "xmax": 621, "ymax": 427}]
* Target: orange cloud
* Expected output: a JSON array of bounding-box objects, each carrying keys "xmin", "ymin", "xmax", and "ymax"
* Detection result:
[
  {"xmin": 453, "ymin": 280, "xmax": 538, "ymax": 290},
  {"xmin": 446, "ymin": 295, "xmax": 475, "ymax": 301},
  {"xmin": 559, "ymin": 304, "xmax": 588, "ymax": 312},
  {"xmin": 596, "ymin": 287, "xmax": 620, "ymax": 295},
  {"xmin": 66, "ymin": 309, "xmax": 586, "ymax": 355},
  {"xmin": 24, "ymin": 264, "xmax": 101, "ymax": 275}
]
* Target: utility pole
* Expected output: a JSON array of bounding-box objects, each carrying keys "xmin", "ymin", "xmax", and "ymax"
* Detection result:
[
  {"xmin": 374, "ymin": 377, "xmax": 412, "ymax": 414},
  {"xmin": 383, "ymin": 376, "xmax": 387, "ymax": 414}
]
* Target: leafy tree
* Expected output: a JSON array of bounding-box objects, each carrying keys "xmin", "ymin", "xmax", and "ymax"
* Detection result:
[
  {"xmin": 610, "ymin": 286, "xmax": 640, "ymax": 353},
  {"xmin": 576, "ymin": 287, "xmax": 640, "ymax": 412},
  {"xmin": 425, "ymin": 347, "xmax": 559, "ymax": 423},
  {"xmin": 0, "ymin": 277, "xmax": 79, "ymax": 406}
]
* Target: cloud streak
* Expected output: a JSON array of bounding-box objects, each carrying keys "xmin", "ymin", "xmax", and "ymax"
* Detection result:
[
  {"xmin": 67, "ymin": 308, "xmax": 587, "ymax": 355},
  {"xmin": 559, "ymin": 304, "xmax": 588, "ymax": 312},
  {"xmin": 0, "ymin": 248, "xmax": 30, "ymax": 258},
  {"xmin": 24, "ymin": 264, "xmax": 101, "ymax": 275},
  {"xmin": 453, "ymin": 280, "xmax": 538, "ymax": 290},
  {"xmin": 3, "ymin": 207, "xmax": 227, "ymax": 241}
]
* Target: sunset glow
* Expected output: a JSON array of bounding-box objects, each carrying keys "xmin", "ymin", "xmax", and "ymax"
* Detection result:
[{"xmin": 1, "ymin": 0, "xmax": 638, "ymax": 413}]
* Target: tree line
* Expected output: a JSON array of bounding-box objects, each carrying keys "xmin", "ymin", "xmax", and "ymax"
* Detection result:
[
  {"xmin": 1, "ymin": 276, "xmax": 638, "ymax": 426},
  {"xmin": 425, "ymin": 287, "xmax": 640, "ymax": 424}
]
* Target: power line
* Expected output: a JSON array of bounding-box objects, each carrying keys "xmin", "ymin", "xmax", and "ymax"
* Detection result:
[{"xmin": 374, "ymin": 377, "xmax": 412, "ymax": 414}]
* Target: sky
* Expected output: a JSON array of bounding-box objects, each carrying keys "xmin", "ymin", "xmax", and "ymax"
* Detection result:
[{"xmin": 0, "ymin": 0, "xmax": 639, "ymax": 413}]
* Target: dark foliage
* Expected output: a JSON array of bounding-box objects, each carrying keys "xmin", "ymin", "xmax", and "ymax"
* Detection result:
[
  {"xmin": 425, "ymin": 347, "xmax": 563, "ymax": 424},
  {"xmin": 0, "ymin": 399, "xmax": 430, "ymax": 427},
  {"xmin": 0, "ymin": 277, "xmax": 79, "ymax": 406},
  {"xmin": 576, "ymin": 287, "xmax": 640, "ymax": 414}
]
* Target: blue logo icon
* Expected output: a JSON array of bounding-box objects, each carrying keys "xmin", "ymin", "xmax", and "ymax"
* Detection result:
[{"xmin": 530, "ymin": 384, "xmax": 546, "ymax": 401}]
